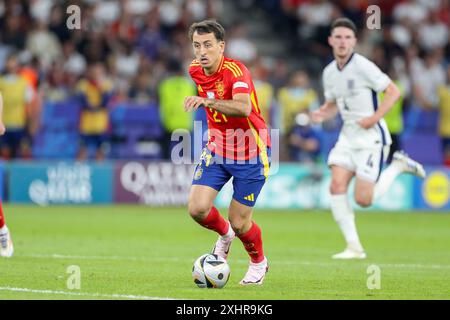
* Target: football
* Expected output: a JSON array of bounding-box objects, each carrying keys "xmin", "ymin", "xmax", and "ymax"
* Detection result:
[{"xmin": 192, "ymin": 253, "xmax": 231, "ymax": 288}]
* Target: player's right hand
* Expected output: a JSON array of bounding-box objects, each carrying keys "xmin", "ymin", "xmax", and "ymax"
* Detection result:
[{"xmin": 184, "ymin": 96, "xmax": 205, "ymax": 112}]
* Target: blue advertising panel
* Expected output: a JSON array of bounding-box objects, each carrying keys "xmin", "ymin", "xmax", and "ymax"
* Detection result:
[
  {"xmin": 414, "ymin": 168, "xmax": 450, "ymax": 210},
  {"xmin": 215, "ymin": 163, "xmax": 414, "ymax": 211},
  {"xmin": 8, "ymin": 161, "xmax": 113, "ymax": 205}
]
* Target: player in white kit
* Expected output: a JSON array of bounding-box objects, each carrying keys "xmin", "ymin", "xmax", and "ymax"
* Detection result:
[{"xmin": 311, "ymin": 18, "xmax": 426, "ymax": 259}]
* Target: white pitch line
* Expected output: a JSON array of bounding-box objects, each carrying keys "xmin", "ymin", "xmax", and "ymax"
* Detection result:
[
  {"xmin": 18, "ymin": 253, "xmax": 450, "ymax": 270},
  {"xmin": 274, "ymin": 260, "xmax": 450, "ymax": 270},
  {"xmin": 0, "ymin": 287, "xmax": 177, "ymax": 300},
  {"xmin": 25, "ymin": 253, "xmax": 181, "ymax": 262}
]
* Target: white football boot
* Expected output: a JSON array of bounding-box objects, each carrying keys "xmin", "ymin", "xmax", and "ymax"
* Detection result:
[
  {"xmin": 239, "ymin": 257, "xmax": 269, "ymax": 285},
  {"xmin": 212, "ymin": 222, "xmax": 235, "ymax": 260},
  {"xmin": 392, "ymin": 151, "xmax": 426, "ymax": 179},
  {"xmin": 0, "ymin": 226, "xmax": 14, "ymax": 258},
  {"xmin": 332, "ymin": 247, "xmax": 366, "ymax": 260}
]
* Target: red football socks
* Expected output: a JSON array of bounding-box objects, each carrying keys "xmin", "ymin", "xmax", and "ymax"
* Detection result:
[
  {"xmin": 0, "ymin": 202, "xmax": 5, "ymax": 229},
  {"xmin": 198, "ymin": 206, "xmax": 229, "ymax": 236},
  {"xmin": 238, "ymin": 222, "xmax": 265, "ymax": 263}
]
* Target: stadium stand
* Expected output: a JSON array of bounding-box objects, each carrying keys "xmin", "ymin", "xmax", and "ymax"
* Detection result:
[{"xmin": 0, "ymin": 0, "xmax": 447, "ymax": 166}]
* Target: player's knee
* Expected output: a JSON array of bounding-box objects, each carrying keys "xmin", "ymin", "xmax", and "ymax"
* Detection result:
[
  {"xmin": 229, "ymin": 219, "xmax": 250, "ymax": 236},
  {"xmin": 330, "ymin": 180, "xmax": 347, "ymax": 195},
  {"xmin": 355, "ymin": 195, "xmax": 372, "ymax": 208},
  {"xmin": 187, "ymin": 201, "xmax": 211, "ymax": 221}
]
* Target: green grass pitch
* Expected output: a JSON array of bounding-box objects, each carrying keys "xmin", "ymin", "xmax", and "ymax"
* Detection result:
[{"xmin": 0, "ymin": 205, "xmax": 449, "ymax": 300}]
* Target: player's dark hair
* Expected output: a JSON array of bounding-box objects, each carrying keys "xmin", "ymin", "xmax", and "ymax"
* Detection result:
[
  {"xmin": 188, "ymin": 19, "xmax": 225, "ymax": 42},
  {"xmin": 330, "ymin": 17, "xmax": 357, "ymax": 36}
]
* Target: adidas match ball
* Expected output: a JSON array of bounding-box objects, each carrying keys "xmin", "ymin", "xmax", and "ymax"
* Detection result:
[{"xmin": 192, "ymin": 253, "xmax": 230, "ymax": 288}]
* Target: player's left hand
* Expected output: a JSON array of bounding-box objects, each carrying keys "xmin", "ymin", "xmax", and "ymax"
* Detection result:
[
  {"xmin": 357, "ymin": 116, "xmax": 378, "ymax": 129},
  {"xmin": 184, "ymin": 96, "xmax": 206, "ymax": 112}
]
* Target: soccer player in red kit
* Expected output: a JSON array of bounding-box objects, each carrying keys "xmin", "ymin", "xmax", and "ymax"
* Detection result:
[
  {"xmin": 0, "ymin": 93, "xmax": 13, "ymax": 258},
  {"xmin": 184, "ymin": 20, "xmax": 270, "ymax": 285}
]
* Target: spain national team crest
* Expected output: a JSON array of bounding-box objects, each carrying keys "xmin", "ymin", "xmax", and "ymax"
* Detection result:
[{"xmin": 215, "ymin": 81, "xmax": 224, "ymax": 99}]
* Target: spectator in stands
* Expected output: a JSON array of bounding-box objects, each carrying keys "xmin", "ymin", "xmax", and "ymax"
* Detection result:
[
  {"xmin": 403, "ymin": 48, "xmax": 446, "ymax": 134},
  {"xmin": 26, "ymin": 19, "xmax": 62, "ymax": 70},
  {"xmin": 295, "ymin": 0, "xmax": 341, "ymax": 59},
  {"xmin": 0, "ymin": 53, "xmax": 34, "ymax": 159},
  {"xmin": 288, "ymin": 111, "xmax": 321, "ymax": 163},
  {"xmin": 137, "ymin": 8, "xmax": 168, "ymax": 62},
  {"xmin": 411, "ymin": 49, "xmax": 446, "ymax": 110},
  {"xmin": 76, "ymin": 62, "xmax": 114, "ymax": 161},
  {"xmin": 380, "ymin": 66, "xmax": 406, "ymax": 163},
  {"xmin": 109, "ymin": 39, "xmax": 140, "ymax": 81},
  {"xmin": 268, "ymin": 58, "xmax": 289, "ymax": 91},
  {"xmin": 62, "ymin": 40, "xmax": 87, "ymax": 79},
  {"xmin": 418, "ymin": 10, "xmax": 448, "ymax": 51},
  {"xmin": 0, "ymin": 0, "xmax": 444, "ymax": 167},
  {"xmin": 109, "ymin": 5, "xmax": 139, "ymax": 44},
  {"xmin": 278, "ymin": 71, "xmax": 318, "ymax": 130},
  {"xmin": 392, "ymin": 0, "xmax": 429, "ymax": 26},
  {"xmin": 40, "ymin": 60, "xmax": 71, "ymax": 102},
  {"xmin": 128, "ymin": 71, "xmax": 156, "ymax": 105},
  {"xmin": 438, "ymin": 64, "xmax": 450, "ymax": 167},
  {"xmin": 277, "ymin": 70, "xmax": 319, "ymax": 161},
  {"xmin": 250, "ymin": 59, "xmax": 275, "ymax": 128},
  {"xmin": 19, "ymin": 53, "xmax": 42, "ymax": 141},
  {"xmin": 158, "ymin": 59, "xmax": 196, "ymax": 160},
  {"xmin": 226, "ymin": 23, "xmax": 257, "ymax": 64},
  {"xmin": 48, "ymin": 3, "xmax": 72, "ymax": 43},
  {"xmin": 0, "ymin": 8, "xmax": 28, "ymax": 51}
]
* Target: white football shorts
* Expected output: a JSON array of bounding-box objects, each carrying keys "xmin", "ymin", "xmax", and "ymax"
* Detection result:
[{"xmin": 327, "ymin": 145, "xmax": 390, "ymax": 183}]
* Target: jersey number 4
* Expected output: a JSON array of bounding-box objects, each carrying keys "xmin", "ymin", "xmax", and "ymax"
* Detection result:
[{"xmin": 366, "ymin": 154, "xmax": 374, "ymax": 168}]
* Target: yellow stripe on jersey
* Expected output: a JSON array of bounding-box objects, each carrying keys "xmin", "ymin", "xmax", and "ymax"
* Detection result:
[
  {"xmin": 224, "ymin": 65, "xmax": 239, "ymax": 78},
  {"xmin": 224, "ymin": 62, "xmax": 243, "ymax": 77},
  {"xmin": 247, "ymin": 119, "xmax": 270, "ymax": 179},
  {"xmin": 229, "ymin": 62, "xmax": 243, "ymax": 76},
  {"xmin": 250, "ymin": 91, "xmax": 260, "ymax": 114},
  {"xmin": 197, "ymin": 85, "xmax": 203, "ymax": 93}
]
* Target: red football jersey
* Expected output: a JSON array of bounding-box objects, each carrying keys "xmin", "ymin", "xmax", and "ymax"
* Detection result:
[{"xmin": 189, "ymin": 56, "xmax": 271, "ymax": 161}]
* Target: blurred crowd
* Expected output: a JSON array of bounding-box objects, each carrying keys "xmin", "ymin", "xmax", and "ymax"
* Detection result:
[{"xmin": 0, "ymin": 0, "xmax": 448, "ymax": 166}]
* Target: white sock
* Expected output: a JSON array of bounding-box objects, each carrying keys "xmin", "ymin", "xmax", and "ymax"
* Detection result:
[
  {"xmin": 221, "ymin": 221, "xmax": 234, "ymax": 239},
  {"xmin": 330, "ymin": 194, "xmax": 363, "ymax": 252},
  {"xmin": 373, "ymin": 161, "xmax": 403, "ymax": 201}
]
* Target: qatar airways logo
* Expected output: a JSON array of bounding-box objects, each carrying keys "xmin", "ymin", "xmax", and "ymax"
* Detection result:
[{"xmin": 170, "ymin": 121, "xmax": 280, "ymax": 176}]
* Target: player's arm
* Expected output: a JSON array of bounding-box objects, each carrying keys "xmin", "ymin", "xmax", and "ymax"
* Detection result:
[
  {"xmin": 310, "ymin": 100, "xmax": 339, "ymax": 124},
  {"xmin": 184, "ymin": 93, "xmax": 252, "ymax": 117},
  {"xmin": 357, "ymin": 81, "xmax": 400, "ymax": 129},
  {"xmin": 0, "ymin": 93, "xmax": 5, "ymax": 135}
]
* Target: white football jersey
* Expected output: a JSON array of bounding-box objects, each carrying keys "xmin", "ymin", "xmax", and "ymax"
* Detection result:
[{"xmin": 323, "ymin": 52, "xmax": 392, "ymax": 148}]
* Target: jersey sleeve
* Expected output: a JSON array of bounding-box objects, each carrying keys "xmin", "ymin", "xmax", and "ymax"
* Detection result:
[
  {"xmin": 188, "ymin": 60, "xmax": 201, "ymax": 83},
  {"xmin": 360, "ymin": 58, "xmax": 391, "ymax": 92},
  {"xmin": 225, "ymin": 62, "xmax": 252, "ymax": 95},
  {"xmin": 322, "ymin": 70, "xmax": 335, "ymax": 102}
]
